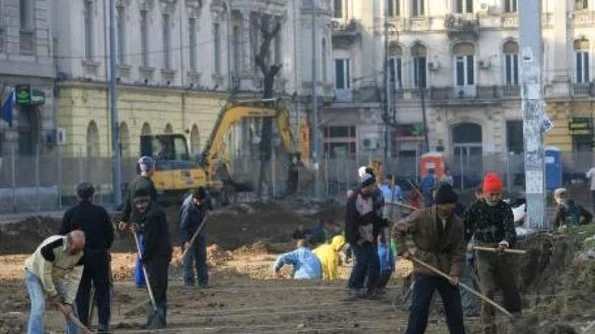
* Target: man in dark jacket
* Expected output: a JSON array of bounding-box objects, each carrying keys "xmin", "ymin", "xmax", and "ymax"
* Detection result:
[
  {"xmin": 119, "ymin": 156, "xmax": 158, "ymax": 288},
  {"xmin": 464, "ymin": 173, "xmax": 521, "ymax": 334},
  {"xmin": 345, "ymin": 173, "xmax": 384, "ymax": 298},
  {"xmin": 393, "ymin": 183, "xmax": 466, "ymax": 334},
  {"xmin": 179, "ymin": 187, "xmax": 213, "ymax": 288},
  {"xmin": 130, "ymin": 188, "xmax": 173, "ymax": 329},
  {"xmin": 59, "ymin": 182, "xmax": 114, "ymax": 333},
  {"xmin": 552, "ymin": 187, "xmax": 593, "ymax": 229}
]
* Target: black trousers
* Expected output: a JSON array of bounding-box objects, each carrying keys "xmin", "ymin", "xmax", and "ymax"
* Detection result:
[
  {"xmin": 76, "ymin": 251, "xmax": 111, "ymax": 329},
  {"xmin": 406, "ymin": 273, "xmax": 466, "ymax": 334},
  {"xmin": 145, "ymin": 255, "xmax": 171, "ymax": 320}
]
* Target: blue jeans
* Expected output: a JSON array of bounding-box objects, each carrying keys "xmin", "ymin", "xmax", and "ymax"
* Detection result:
[
  {"xmin": 183, "ymin": 234, "xmax": 208, "ymax": 287},
  {"xmin": 26, "ymin": 269, "xmax": 80, "ymax": 334},
  {"xmin": 406, "ymin": 273, "xmax": 466, "ymax": 334},
  {"xmin": 460, "ymin": 257, "xmax": 479, "ymax": 316},
  {"xmin": 135, "ymin": 233, "xmax": 146, "ymax": 288},
  {"xmin": 347, "ymin": 243, "xmax": 379, "ymax": 290}
]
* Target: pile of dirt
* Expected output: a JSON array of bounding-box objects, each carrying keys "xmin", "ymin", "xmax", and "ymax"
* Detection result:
[
  {"xmin": 207, "ymin": 244, "xmax": 233, "ymax": 266},
  {"xmin": 232, "ymin": 241, "xmax": 274, "ymax": 257},
  {"xmin": 0, "ymin": 216, "xmax": 60, "ymax": 254}
]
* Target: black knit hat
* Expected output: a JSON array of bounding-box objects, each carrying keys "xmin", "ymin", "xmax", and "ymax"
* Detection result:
[
  {"xmin": 435, "ymin": 184, "xmax": 458, "ymax": 204},
  {"xmin": 133, "ymin": 188, "xmax": 151, "ymax": 202},
  {"xmin": 76, "ymin": 182, "xmax": 95, "ymax": 199},
  {"xmin": 192, "ymin": 187, "xmax": 207, "ymax": 200}
]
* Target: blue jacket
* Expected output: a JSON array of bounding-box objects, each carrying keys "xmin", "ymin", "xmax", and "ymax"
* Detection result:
[
  {"xmin": 378, "ymin": 243, "xmax": 395, "ymax": 273},
  {"xmin": 420, "ymin": 174, "xmax": 436, "ymax": 196},
  {"xmin": 179, "ymin": 194, "xmax": 213, "ymax": 242},
  {"xmin": 380, "ymin": 184, "xmax": 404, "ymax": 203},
  {"xmin": 273, "ymin": 247, "xmax": 322, "ymax": 280}
]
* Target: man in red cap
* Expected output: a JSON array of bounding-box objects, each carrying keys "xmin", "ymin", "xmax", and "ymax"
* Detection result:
[{"xmin": 464, "ymin": 173, "xmax": 521, "ymax": 334}]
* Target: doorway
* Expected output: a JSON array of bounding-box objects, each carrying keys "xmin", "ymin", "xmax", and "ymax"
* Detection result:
[{"xmin": 451, "ymin": 122, "xmax": 483, "ymax": 189}]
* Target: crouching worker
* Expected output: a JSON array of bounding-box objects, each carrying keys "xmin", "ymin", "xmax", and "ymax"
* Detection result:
[
  {"xmin": 313, "ymin": 235, "xmax": 346, "ymax": 280},
  {"xmin": 393, "ymin": 184, "xmax": 467, "ymax": 334},
  {"xmin": 25, "ymin": 230, "xmax": 86, "ymax": 334},
  {"xmin": 553, "ymin": 187, "xmax": 593, "ymax": 230},
  {"xmin": 131, "ymin": 189, "xmax": 173, "ymax": 329},
  {"xmin": 273, "ymin": 239, "xmax": 322, "ymax": 280}
]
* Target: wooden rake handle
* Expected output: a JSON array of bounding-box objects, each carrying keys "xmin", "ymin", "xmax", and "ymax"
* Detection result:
[
  {"xmin": 132, "ymin": 231, "xmax": 158, "ymax": 310},
  {"xmin": 410, "ymin": 257, "xmax": 513, "ymax": 318},
  {"xmin": 179, "ymin": 214, "xmax": 209, "ymax": 260},
  {"xmin": 472, "ymin": 246, "xmax": 527, "ymax": 255},
  {"xmin": 66, "ymin": 311, "xmax": 93, "ymax": 334}
]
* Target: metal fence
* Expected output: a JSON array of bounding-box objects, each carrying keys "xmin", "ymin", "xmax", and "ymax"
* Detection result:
[{"xmin": 0, "ymin": 147, "xmax": 593, "ymax": 213}]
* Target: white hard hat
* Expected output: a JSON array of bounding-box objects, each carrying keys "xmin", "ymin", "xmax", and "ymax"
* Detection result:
[{"xmin": 357, "ymin": 166, "xmax": 368, "ymax": 180}]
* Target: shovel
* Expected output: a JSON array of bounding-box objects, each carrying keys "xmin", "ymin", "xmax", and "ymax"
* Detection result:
[{"xmin": 133, "ymin": 232, "xmax": 165, "ymax": 329}]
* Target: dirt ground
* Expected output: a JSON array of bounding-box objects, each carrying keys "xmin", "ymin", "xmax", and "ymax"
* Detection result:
[{"xmin": 0, "ymin": 199, "xmax": 594, "ymax": 333}]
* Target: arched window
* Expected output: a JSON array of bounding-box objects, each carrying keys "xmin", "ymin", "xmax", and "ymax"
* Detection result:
[
  {"xmin": 503, "ymin": 40, "xmax": 519, "ymax": 86},
  {"xmin": 164, "ymin": 123, "xmax": 173, "ymax": 134},
  {"xmin": 120, "ymin": 122, "xmax": 130, "ymax": 157},
  {"xmin": 574, "ymin": 38, "xmax": 591, "ymax": 83},
  {"xmin": 389, "ymin": 44, "xmax": 403, "ymax": 88},
  {"xmin": 86, "ymin": 121, "xmax": 100, "ymax": 157},
  {"xmin": 141, "ymin": 122, "xmax": 151, "ymax": 135},
  {"xmin": 453, "ymin": 43, "xmax": 475, "ymax": 87},
  {"xmin": 411, "ymin": 43, "xmax": 427, "ymax": 88},
  {"xmin": 190, "ymin": 124, "xmax": 200, "ymax": 154}
]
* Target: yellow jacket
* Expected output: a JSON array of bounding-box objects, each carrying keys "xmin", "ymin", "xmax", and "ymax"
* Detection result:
[
  {"xmin": 25, "ymin": 236, "xmax": 84, "ymax": 304},
  {"xmin": 312, "ymin": 235, "xmax": 346, "ymax": 280}
]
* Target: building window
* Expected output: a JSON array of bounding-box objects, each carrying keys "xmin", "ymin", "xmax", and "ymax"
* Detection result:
[
  {"xmin": 323, "ymin": 126, "xmax": 356, "ymax": 158},
  {"xmin": 389, "ymin": 44, "xmax": 403, "ymax": 88},
  {"xmin": 163, "ymin": 14, "xmax": 171, "ymax": 69},
  {"xmin": 453, "ymin": 43, "xmax": 475, "ymax": 87},
  {"xmin": 20, "ymin": 0, "xmax": 32, "ymax": 29},
  {"xmin": 214, "ymin": 23, "xmax": 221, "ymax": 75},
  {"xmin": 574, "ymin": 39, "xmax": 590, "ymax": 83},
  {"xmin": 189, "ymin": 18, "xmax": 197, "ymax": 72},
  {"xmin": 322, "ymin": 39, "xmax": 327, "ymax": 82},
  {"xmin": 334, "ymin": 0, "xmax": 343, "ymax": 18},
  {"xmin": 411, "ymin": 0, "xmax": 425, "ymax": 16},
  {"xmin": 232, "ymin": 25, "xmax": 241, "ymax": 74},
  {"xmin": 503, "ymin": 41, "xmax": 519, "ymax": 85},
  {"xmin": 140, "ymin": 10, "xmax": 149, "ymax": 66},
  {"xmin": 504, "ymin": 0, "xmax": 517, "ymax": 13},
  {"xmin": 117, "ymin": 6, "xmax": 126, "ymax": 64},
  {"xmin": 412, "ymin": 44, "xmax": 427, "ymax": 89},
  {"xmin": 84, "ymin": 0, "xmax": 94, "ymax": 60},
  {"xmin": 388, "ymin": 0, "xmax": 400, "ymax": 17},
  {"xmin": 455, "ymin": 0, "xmax": 473, "ymax": 13},
  {"xmin": 334, "ymin": 58, "xmax": 351, "ymax": 89},
  {"xmin": 576, "ymin": 0, "xmax": 588, "ymax": 10}
]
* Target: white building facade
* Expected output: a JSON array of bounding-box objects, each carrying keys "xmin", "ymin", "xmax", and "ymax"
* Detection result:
[{"xmin": 326, "ymin": 0, "xmax": 595, "ymax": 168}]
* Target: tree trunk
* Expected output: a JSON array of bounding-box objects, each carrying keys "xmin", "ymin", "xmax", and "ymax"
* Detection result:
[{"xmin": 256, "ymin": 74, "xmax": 275, "ymax": 198}]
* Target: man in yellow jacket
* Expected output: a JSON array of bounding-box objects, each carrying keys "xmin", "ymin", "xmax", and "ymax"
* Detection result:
[{"xmin": 312, "ymin": 235, "xmax": 347, "ymax": 280}]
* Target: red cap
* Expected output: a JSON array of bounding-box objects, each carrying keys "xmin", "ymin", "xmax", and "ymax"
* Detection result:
[{"xmin": 482, "ymin": 173, "xmax": 503, "ymax": 193}]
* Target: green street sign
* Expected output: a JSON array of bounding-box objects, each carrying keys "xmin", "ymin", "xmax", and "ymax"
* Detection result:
[
  {"xmin": 30, "ymin": 90, "xmax": 45, "ymax": 105},
  {"xmin": 15, "ymin": 85, "xmax": 31, "ymax": 105}
]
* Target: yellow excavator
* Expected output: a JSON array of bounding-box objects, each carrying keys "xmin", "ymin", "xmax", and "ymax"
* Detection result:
[{"xmin": 138, "ymin": 99, "xmax": 309, "ymax": 205}]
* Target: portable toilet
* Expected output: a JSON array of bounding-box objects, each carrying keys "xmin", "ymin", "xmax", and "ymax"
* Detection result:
[
  {"xmin": 545, "ymin": 146, "xmax": 562, "ymax": 190},
  {"xmin": 420, "ymin": 152, "xmax": 445, "ymax": 178}
]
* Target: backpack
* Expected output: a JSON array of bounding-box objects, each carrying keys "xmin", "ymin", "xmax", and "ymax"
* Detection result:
[{"xmin": 564, "ymin": 201, "xmax": 581, "ymax": 227}]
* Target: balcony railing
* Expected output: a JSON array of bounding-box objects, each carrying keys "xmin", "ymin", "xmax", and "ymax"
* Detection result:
[
  {"xmin": 19, "ymin": 29, "xmax": 34, "ymax": 55},
  {"xmin": 444, "ymin": 14, "xmax": 479, "ymax": 39},
  {"xmin": 331, "ymin": 19, "xmax": 361, "ymax": 48},
  {"xmin": 572, "ymin": 82, "xmax": 594, "ymax": 97},
  {"xmin": 571, "ymin": 10, "xmax": 595, "ymax": 27},
  {"xmin": 429, "ymin": 85, "xmax": 521, "ymax": 103}
]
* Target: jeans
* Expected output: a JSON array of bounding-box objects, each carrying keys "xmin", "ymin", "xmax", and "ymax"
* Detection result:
[
  {"xmin": 460, "ymin": 257, "xmax": 479, "ymax": 316},
  {"xmin": 26, "ymin": 269, "xmax": 80, "ymax": 334},
  {"xmin": 406, "ymin": 273, "xmax": 466, "ymax": 334},
  {"xmin": 76, "ymin": 251, "xmax": 111, "ymax": 330},
  {"xmin": 135, "ymin": 233, "xmax": 146, "ymax": 288},
  {"xmin": 183, "ymin": 234, "xmax": 209, "ymax": 287},
  {"xmin": 347, "ymin": 243, "xmax": 379, "ymax": 291}
]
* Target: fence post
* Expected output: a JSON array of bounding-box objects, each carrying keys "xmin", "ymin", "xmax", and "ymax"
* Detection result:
[
  {"xmin": 11, "ymin": 146, "xmax": 16, "ymax": 213},
  {"xmin": 505, "ymin": 151, "xmax": 511, "ymax": 191},
  {"xmin": 459, "ymin": 152, "xmax": 464, "ymax": 191},
  {"xmin": 271, "ymin": 147, "xmax": 276, "ymax": 198},
  {"xmin": 35, "ymin": 145, "xmax": 40, "ymax": 213},
  {"xmin": 324, "ymin": 153, "xmax": 329, "ymax": 198},
  {"xmin": 57, "ymin": 145, "xmax": 62, "ymax": 210},
  {"xmin": 78, "ymin": 146, "xmax": 84, "ymax": 183}
]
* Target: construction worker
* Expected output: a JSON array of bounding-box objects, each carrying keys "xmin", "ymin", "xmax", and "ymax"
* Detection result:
[
  {"xmin": 380, "ymin": 174, "xmax": 404, "ymax": 224},
  {"xmin": 312, "ymin": 235, "xmax": 346, "ymax": 280},
  {"xmin": 179, "ymin": 187, "xmax": 213, "ymax": 289},
  {"xmin": 393, "ymin": 183, "xmax": 466, "ymax": 334},
  {"xmin": 273, "ymin": 239, "xmax": 322, "ymax": 280},
  {"xmin": 119, "ymin": 156, "xmax": 158, "ymax": 289},
  {"xmin": 59, "ymin": 183, "xmax": 115, "ymax": 332},
  {"xmin": 345, "ymin": 173, "xmax": 384, "ymax": 298},
  {"xmin": 420, "ymin": 169, "xmax": 437, "ymax": 207},
  {"xmin": 25, "ymin": 230, "xmax": 86, "ymax": 334},
  {"xmin": 552, "ymin": 187, "xmax": 593, "ymax": 229},
  {"xmin": 130, "ymin": 188, "xmax": 173, "ymax": 329},
  {"xmin": 464, "ymin": 173, "xmax": 521, "ymax": 334}
]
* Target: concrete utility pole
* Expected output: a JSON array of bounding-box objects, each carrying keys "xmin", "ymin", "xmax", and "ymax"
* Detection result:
[
  {"xmin": 383, "ymin": 0, "xmax": 391, "ymax": 171},
  {"xmin": 109, "ymin": 0, "xmax": 122, "ymax": 207},
  {"xmin": 519, "ymin": 0, "xmax": 547, "ymax": 229},
  {"xmin": 311, "ymin": 1, "xmax": 321, "ymax": 200}
]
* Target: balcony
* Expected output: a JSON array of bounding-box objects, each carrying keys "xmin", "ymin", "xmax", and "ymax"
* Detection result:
[
  {"xmin": 334, "ymin": 88, "xmax": 353, "ymax": 103},
  {"xmin": 444, "ymin": 14, "xmax": 479, "ymax": 40},
  {"xmin": 501, "ymin": 13, "xmax": 518, "ymax": 28},
  {"xmin": 572, "ymin": 82, "xmax": 594, "ymax": 97},
  {"xmin": 331, "ymin": 19, "xmax": 361, "ymax": 49},
  {"xmin": 429, "ymin": 85, "xmax": 521, "ymax": 106},
  {"xmin": 19, "ymin": 29, "xmax": 34, "ymax": 55},
  {"xmin": 571, "ymin": 10, "xmax": 595, "ymax": 27}
]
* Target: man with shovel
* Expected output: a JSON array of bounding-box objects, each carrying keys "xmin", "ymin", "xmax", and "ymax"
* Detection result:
[
  {"xmin": 179, "ymin": 187, "xmax": 213, "ymax": 289},
  {"xmin": 464, "ymin": 173, "xmax": 521, "ymax": 334},
  {"xmin": 393, "ymin": 183, "xmax": 467, "ymax": 334},
  {"xmin": 130, "ymin": 188, "xmax": 173, "ymax": 329}
]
